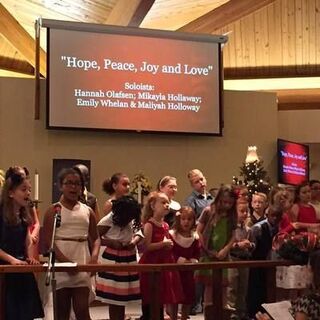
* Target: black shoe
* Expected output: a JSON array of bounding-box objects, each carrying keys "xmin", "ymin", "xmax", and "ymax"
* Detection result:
[{"xmin": 190, "ymin": 304, "xmax": 203, "ymax": 315}]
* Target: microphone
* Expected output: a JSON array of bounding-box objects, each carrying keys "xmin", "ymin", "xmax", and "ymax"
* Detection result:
[
  {"xmin": 53, "ymin": 203, "xmax": 62, "ymax": 228},
  {"xmin": 28, "ymin": 198, "xmax": 35, "ymax": 208}
]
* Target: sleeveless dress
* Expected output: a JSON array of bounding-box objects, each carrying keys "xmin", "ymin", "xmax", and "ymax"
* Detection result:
[
  {"xmin": 298, "ymin": 204, "xmax": 317, "ymax": 226},
  {"xmin": 0, "ymin": 209, "xmax": 44, "ymax": 320},
  {"xmin": 195, "ymin": 216, "xmax": 230, "ymax": 285},
  {"xmin": 139, "ymin": 220, "xmax": 184, "ymax": 304},
  {"xmin": 95, "ymin": 212, "xmax": 141, "ymax": 305},
  {"xmin": 54, "ymin": 202, "xmax": 91, "ymax": 290}
]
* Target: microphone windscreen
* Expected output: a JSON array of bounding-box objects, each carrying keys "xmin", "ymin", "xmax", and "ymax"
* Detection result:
[
  {"xmin": 54, "ymin": 203, "xmax": 62, "ymax": 213},
  {"xmin": 53, "ymin": 203, "xmax": 62, "ymax": 228}
]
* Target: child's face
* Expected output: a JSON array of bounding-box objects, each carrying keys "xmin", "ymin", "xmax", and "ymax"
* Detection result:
[
  {"xmin": 219, "ymin": 193, "xmax": 235, "ymax": 211},
  {"xmin": 61, "ymin": 173, "xmax": 82, "ymax": 201},
  {"xmin": 267, "ymin": 211, "xmax": 282, "ymax": 226},
  {"xmin": 238, "ymin": 188, "xmax": 249, "ymax": 201},
  {"xmin": 114, "ymin": 176, "xmax": 130, "ymax": 197},
  {"xmin": 160, "ymin": 179, "xmax": 177, "ymax": 200},
  {"xmin": 191, "ymin": 174, "xmax": 207, "ymax": 194},
  {"xmin": 10, "ymin": 179, "xmax": 31, "ymax": 208},
  {"xmin": 179, "ymin": 212, "xmax": 194, "ymax": 233},
  {"xmin": 152, "ymin": 193, "xmax": 170, "ymax": 217},
  {"xmin": 251, "ymin": 195, "xmax": 266, "ymax": 213},
  {"xmin": 237, "ymin": 203, "xmax": 248, "ymax": 222},
  {"xmin": 298, "ymin": 185, "xmax": 311, "ymax": 203}
]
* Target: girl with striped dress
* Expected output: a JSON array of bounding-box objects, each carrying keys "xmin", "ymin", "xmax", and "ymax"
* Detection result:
[{"xmin": 95, "ymin": 195, "xmax": 142, "ymax": 320}]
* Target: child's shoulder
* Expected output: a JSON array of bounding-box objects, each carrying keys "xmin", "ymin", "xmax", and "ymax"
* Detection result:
[{"xmin": 97, "ymin": 212, "xmax": 113, "ymax": 227}]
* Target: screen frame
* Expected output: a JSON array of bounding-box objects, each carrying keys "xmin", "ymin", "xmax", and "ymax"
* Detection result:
[
  {"xmin": 277, "ymin": 138, "xmax": 310, "ymax": 185},
  {"xmin": 43, "ymin": 19, "xmax": 227, "ymax": 136}
]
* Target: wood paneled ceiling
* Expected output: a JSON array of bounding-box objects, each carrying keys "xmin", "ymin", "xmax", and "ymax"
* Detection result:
[{"xmin": 1, "ymin": 0, "xmax": 320, "ymax": 109}]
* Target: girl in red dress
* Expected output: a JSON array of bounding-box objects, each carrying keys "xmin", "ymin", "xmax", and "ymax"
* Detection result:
[
  {"xmin": 139, "ymin": 191, "xmax": 184, "ymax": 320},
  {"xmin": 289, "ymin": 182, "xmax": 318, "ymax": 230},
  {"xmin": 169, "ymin": 206, "xmax": 200, "ymax": 320}
]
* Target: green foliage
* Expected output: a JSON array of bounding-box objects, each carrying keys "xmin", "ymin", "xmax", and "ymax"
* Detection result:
[{"xmin": 234, "ymin": 160, "xmax": 271, "ymax": 197}]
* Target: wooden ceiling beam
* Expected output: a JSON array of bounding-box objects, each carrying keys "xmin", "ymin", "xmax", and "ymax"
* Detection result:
[
  {"xmin": 105, "ymin": 0, "xmax": 155, "ymax": 27},
  {"xmin": 128, "ymin": 0, "xmax": 155, "ymax": 27},
  {"xmin": 179, "ymin": 0, "xmax": 276, "ymax": 33},
  {"xmin": 224, "ymin": 66, "xmax": 320, "ymax": 80},
  {"xmin": 277, "ymin": 89, "xmax": 320, "ymax": 110},
  {"xmin": 278, "ymin": 103, "xmax": 320, "ymax": 111},
  {"xmin": 0, "ymin": 56, "xmax": 34, "ymax": 75},
  {"xmin": 0, "ymin": 4, "xmax": 46, "ymax": 77}
]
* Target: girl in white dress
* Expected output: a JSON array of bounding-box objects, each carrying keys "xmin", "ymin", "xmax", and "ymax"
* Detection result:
[{"xmin": 43, "ymin": 168, "xmax": 100, "ymax": 320}]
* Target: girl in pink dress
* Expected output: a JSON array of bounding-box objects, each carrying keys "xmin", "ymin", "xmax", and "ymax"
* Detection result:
[
  {"xmin": 169, "ymin": 206, "xmax": 200, "ymax": 320},
  {"xmin": 139, "ymin": 191, "xmax": 184, "ymax": 320}
]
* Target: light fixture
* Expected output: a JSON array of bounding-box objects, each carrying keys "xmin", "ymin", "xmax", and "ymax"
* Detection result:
[{"xmin": 245, "ymin": 146, "xmax": 259, "ymax": 163}]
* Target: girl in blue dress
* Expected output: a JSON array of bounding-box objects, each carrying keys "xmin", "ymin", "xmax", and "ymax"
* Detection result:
[{"xmin": 0, "ymin": 167, "xmax": 44, "ymax": 320}]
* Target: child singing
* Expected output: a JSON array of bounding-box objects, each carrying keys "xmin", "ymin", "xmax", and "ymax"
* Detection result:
[
  {"xmin": 0, "ymin": 167, "xmax": 44, "ymax": 320},
  {"xmin": 96, "ymin": 195, "xmax": 142, "ymax": 320},
  {"xmin": 139, "ymin": 191, "xmax": 184, "ymax": 320},
  {"xmin": 169, "ymin": 206, "xmax": 200, "ymax": 320},
  {"xmin": 43, "ymin": 168, "xmax": 100, "ymax": 320}
]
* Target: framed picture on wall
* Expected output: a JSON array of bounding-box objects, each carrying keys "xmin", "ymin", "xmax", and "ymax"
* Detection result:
[{"xmin": 52, "ymin": 159, "xmax": 91, "ymax": 203}]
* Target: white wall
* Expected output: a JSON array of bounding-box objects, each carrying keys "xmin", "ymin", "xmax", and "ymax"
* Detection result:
[{"xmin": 278, "ymin": 110, "xmax": 320, "ymax": 143}]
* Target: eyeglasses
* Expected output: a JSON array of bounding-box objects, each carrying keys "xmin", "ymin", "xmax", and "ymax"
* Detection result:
[{"xmin": 63, "ymin": 181, "xmax": 82, "ymax": 187}]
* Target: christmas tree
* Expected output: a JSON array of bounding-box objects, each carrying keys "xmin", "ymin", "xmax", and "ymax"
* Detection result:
[{"xmin": 233, "ymin": 146, "xmax": 271, "ymax": 198}]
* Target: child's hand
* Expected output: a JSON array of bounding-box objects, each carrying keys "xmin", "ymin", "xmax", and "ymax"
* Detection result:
[
  {"xmin": 256, "ymin": 311, "xmax": 272, "ymax": 320},
  {"xmin": 88, "ymin": 257, "xmax": 98, "ymax": 275},
  {"xmin": 239, "ymin": 239, "xmax": 252, "ymax": 249},
  {"xmin": 292, "ymin": 222, "xmax": 302, "ymax": 229},
  {"xmin": 26, "ymin": 257, "xmax": 40, "ymax": 265},
  {"xmin": 30, "ymin": 233, "xmax": 39, "ymax": 244},
  {"xmin": 216, "ymin": 247, "xmax": 228, "ymax": 260},
  {"xmin": 163, "ymin": 238, "xmax": 173, "ymax": 249},
  {"xmin": 88, "ymin": 256, "xmax": 98, "ymax": 264}
]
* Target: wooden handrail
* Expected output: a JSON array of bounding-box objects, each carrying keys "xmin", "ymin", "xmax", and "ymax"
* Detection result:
[
  {"xmin": 0, "ymin": 259, "xmax": 294, "ymax": 273},
  {"xmin": 0, "ymin": 260, "xmax": 296, "ymax": 320}
]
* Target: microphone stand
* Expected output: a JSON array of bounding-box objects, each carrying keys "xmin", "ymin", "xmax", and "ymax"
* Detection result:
[{"xmin": 45, "ymin": 210, "xmax": 61, "ymax": 320}]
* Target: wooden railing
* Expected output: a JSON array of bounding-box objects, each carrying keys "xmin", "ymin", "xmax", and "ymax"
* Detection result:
[{"xmin": 0, "ymin": 260, "xmax": 295, "ymax": 320}]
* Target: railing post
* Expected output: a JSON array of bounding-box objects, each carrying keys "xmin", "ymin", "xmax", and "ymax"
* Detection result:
[
  {"xmin": 266, "ymin": 266, "xmax": 277, "ymax": 302},
  {"xmin": 209, "ymin": 267, "xmax": 223, "ymax": 320},
  {"xmin": 150, "ymin": 271, "xmax": 161, "ymax": 320}
]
